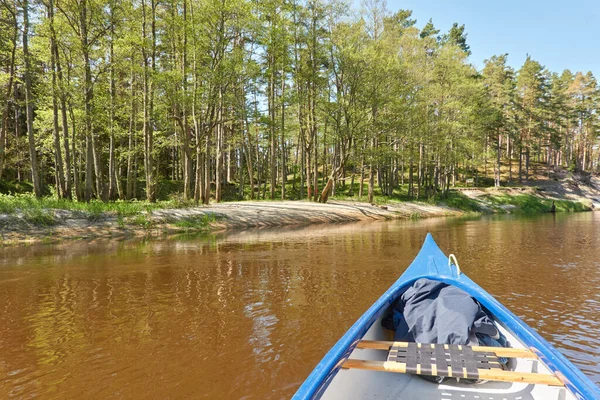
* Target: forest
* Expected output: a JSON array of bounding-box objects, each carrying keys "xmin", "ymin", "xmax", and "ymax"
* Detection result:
[{"xmin": 0, "ymin": 0, "xmax": 599, "ymax": 204}]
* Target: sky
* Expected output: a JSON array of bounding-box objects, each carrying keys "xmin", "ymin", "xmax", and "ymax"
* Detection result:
[{"xmin": 382, "ymin": 0, "xmax": 600, "ymax": 76}]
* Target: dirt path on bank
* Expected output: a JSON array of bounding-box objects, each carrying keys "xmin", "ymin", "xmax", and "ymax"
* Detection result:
[{"xmin": 0, "ymin": 200, "xmax": 460, "ymax": 245}]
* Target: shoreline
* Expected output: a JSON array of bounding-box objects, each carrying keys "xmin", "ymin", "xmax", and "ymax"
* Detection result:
[
  {"xmin": 1, "ymin": 187, "xmax": 598, "ymax": 246},
  {"xmin": 1, "ymin": 173, "xmax": 598, "ymax": 246},
  {"xmin": 0, "ymin": 200, "xmax": 462, "ymax": 245}
]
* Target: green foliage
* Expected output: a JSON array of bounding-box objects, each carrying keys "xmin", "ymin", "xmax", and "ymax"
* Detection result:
[
  {"xmin": 437, "ymin": 192, "xmax": 482, "ymax": 212},
  {"xmin": 170, "ymin": 214, "xmax": 218, "ymax": 231},
  {"xmin": 482, "ymin": 194, "xmax": 589, "ymax": 213},
  {"xmin": 0, "ymin": 181, "xmax": 34, "ymax": 195},
  {"xmin": 127, "ymin": 214, "xmax": 155, "ymax": 229},
  {"xmin": 0, "ymin": 193, "xmax": 196, "ymax": 217},
  {"xmin": 22, "ymin": 209, "xmax": 58, "ymax": 227},
  {"xmin": 568, "ymin": 157, "xmax": 578, "ymax": 172},
  {"xmin": 420, "ymin": 18, "xmax": 439, "ymax": 39},
  {"xmin": 441, "ymin": 23, "xmax": 471, "ymax": 55},
  {"xmin": 0, "ymin": 0, "xmax": 597, "ymax": 208}
]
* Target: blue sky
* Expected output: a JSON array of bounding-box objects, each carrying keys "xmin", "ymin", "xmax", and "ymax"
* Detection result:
[{"xmin": 383, "ymin": 0, "xmax": 600, "ymax": 75}]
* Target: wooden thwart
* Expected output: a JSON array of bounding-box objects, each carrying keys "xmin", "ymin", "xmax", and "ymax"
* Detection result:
[
  {"xmin": 357, "ymin": 340, "xmax": 539, "ymax": 360},
  {"xmin": 343, "ymin": 340, "xmax": 564, "ymax": 387},
  {"xmin": 343, "ymin": 359, "xmax": 564, "ymax": 387}
]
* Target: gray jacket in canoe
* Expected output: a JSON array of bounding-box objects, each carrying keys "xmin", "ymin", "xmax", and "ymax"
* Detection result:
[{"xmin": 393, "ymin": 278, "xmax": 502, "ymax": 346}]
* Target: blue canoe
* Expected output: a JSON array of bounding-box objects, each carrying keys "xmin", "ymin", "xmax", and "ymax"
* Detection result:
[{"xmin": 293, "ymin": 233, "xmax": 600, "ymax": 400}]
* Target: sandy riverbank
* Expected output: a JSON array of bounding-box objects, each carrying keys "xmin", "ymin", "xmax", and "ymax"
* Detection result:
[
  {"xmin": 0, "ymin": 200, "xmax": 460, "ymax": 245},
  {"xmin": 1, "ymin": 171, "xmax": 598, "ymax": 245}
]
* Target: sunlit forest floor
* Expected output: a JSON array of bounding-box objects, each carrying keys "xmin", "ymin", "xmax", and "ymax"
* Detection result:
[{"xmin": 0, "ymin": 162, "xmax": 598, "ymax": 245}]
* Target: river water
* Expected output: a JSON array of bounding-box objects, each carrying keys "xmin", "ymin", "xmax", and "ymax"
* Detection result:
[{"xmin": 0, "ymin": 212, "xmax": 599, "ymax": 398}]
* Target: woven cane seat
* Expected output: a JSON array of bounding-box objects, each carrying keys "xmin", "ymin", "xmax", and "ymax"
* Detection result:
[{"xmin": 387, "ymin": 342, "xmax": 502, "ymax": 380}]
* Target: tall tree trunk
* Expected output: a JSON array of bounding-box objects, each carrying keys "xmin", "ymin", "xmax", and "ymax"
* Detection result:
[
  {"xmin": 408, "ymin": 158, "xmax": 413, "ymax": 198},
  {"xmin": 281, "ymin": 69, "xmax": 286, "ymax": 200},
  {"xmin": 243, "ymin": 102, "xmax": 255, "ymax": 200},
  {"xmin": 191, "ymin": 74, "xmax": 203, "ymax": 204},
  {"xmin": 142, "ymin": 0, "xmax": 156, "ymax": 202},
  {"xmin": 300, "ymin": 134, "xmax": 305, "ymax": 199},
  {"xmin": 149, "ymin": 0, "xmax": 157, "ymax": 201},
  {"xmin": 22, "ymin": 0, "xmax": 42, "ymax": 197},
  {"xmin": 319, "ymin": 165, "xmax": 340, "ymax": 204},
  {"xmin": 0, "ymin": 3, "xmax": 18, "ymax": 179},
  {"xmin": 359, "ymin": 141, "xmax": 365, "ymax": 197},
  {"xmin": 108, "ymin": 3, "xmax": 118, "ymax": 199},
  {"xmin": 368, "ymin": 137, "xmax": 375, "ymax": 204},
  {"xmin": 50, "ymin": 40, "xmax": 66, "ymax": 198},
  {"xmin": 507, "ymin": 136, "xmax": 512, "ymax": 181},
  {"xmin": 215, "ymin": 88, "xmax": 223, "ymax": 202},
  {"xmin": 292, "ymin": 0, "xmax": 303, "ymax": 200},
  {"xmin": 190, "ymin": 0, "xmax": 203, "ymax": 204},
  {"xmin": 525, "ymin": 146, "xmax": 530, "ymax": 181},
  {"xmin": 226, "ymin": 144, "xmax": 231, "ymax": 183},
  {"xmin": 417, "ymin": 141, "xmax": 423, "ymax": 199},
  {"xmin": 92, "ymin": 127, "xmax": 103, "ymax": 198},
  {"xmin": 77, "ymin": 0, "xmax": 95, "ymax": 201},
  {"xmin": 182, "ymin": 0, "xmax": 192, "ymax": 199},
  {"xmin": 313, "ymin": 115, "xmax": 318, "ymax": 202},
  {"xmin": 69, "ymin": 102, "xmax": 82, "ymax": 200},
  {"xmin": 52, "ymin": 15, "xmax": 72, "ymax": 198},
  {"xmin": 518, "ymin": 143, "xmax": 523, "ymax": 182},
  {"xmin": 269, "ymin": 47, "xmax": 276, "ymax": 199},
  {"xmin": 495, "ymin": 132, "xmax": 501, "ymax": 187},
  {"xmin": 203, "ymin": 134, "xmax": 210, "ymax": 204},
  {"xmin": 192, "ymin": 118, "xmax": 203, "ymax": 204},
  {"xmin": 305, "ymin": 143, "xmax": 312, "ymax": 200},
  {"xmin": 126, "ymin": 54, "xmax": 136, "ymax": 199}
]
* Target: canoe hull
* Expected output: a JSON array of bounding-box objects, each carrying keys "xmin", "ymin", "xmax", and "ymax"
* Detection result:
[{"xmin": 293, "ymin": 234, "xmax": 600, "ymax": 399}]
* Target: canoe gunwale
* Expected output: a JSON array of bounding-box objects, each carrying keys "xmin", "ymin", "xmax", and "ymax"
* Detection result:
[{"xmin": 292, "ymin": 233, "xmax": 600, "ymax": 400}]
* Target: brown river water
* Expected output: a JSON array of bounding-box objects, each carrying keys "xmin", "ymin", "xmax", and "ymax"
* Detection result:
[{"xmin": 0, "ymin": 212, "xmax": 599, "ymax": 399}]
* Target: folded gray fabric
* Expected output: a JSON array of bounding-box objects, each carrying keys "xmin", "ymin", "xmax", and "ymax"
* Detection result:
[{"xmin": 393, "ymin": 278, "xmax": 501, "ymax": 345}]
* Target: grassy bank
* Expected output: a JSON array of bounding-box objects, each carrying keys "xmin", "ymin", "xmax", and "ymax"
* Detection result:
[
  {"xmin": 478, "ymin": 193, "xmax": 591, "ymax": 213},
  {"xmin": 0, "ymin": 190, "xmax": 590, "ymax": 233},
  {"xmin": 331, "ymin": 187, "xmax": 591, "ymax": 215},
  {"xmin": 441, "ymin": 191, "xmax": 591, "ymax": 213},
  {"xmin": 0, "ymin": 171, "xmax": 594, "ymax": 236},
  {"xmin": 0, "ymin": 193, "xmax": 208, "ymax": 231},
  {"xmin": 0, "ymin": 193, "xmax": 195, "ymax": 216}
]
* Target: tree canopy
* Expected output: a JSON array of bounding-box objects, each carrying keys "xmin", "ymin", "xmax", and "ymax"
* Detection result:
[{"xmin": 0, "ymin": 0, "xmax": 598, "ymax": 203}]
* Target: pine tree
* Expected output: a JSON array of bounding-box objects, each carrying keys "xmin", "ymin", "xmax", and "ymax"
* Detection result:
[
  {"xmin": 482, "ymin": 54, "xmax": 516, "ymax": 186},
  {"xmin": 420, "ymin": 18, "xmax": 439, "ymax": 39}
]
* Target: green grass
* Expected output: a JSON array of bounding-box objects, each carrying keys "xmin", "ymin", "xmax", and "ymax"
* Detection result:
[
  {"xmin": 424, "ymin": 189, "xmax": 589, "ymax": 214},
  {"xmin": 123, "ymin": 213, "xmax": 219, "ymax": 232},
  {"xmin": 22, "ymin": 209, "xmax": 58, "ymax": 227},
  {"xmin": 0, "ymin": 193, "xmax": 202, "ymax": 228},
  {"xmin": 235, "ymin": 178, "xmax": 590, "ymax": 215},
  {"xmin": 169, "ymin": 214, "xmax": 218, "ymax": 231},
  {"xmin": 0, "ymin": 172, "xmax": 590, "ymax": 232},
  {"xmin": 0, "ymin": 180, "xmax": 34, "ymax": 195},
  {"xmin": 127, "ymin": 214, "xmax": 156, "ymax": 228},
  {"xmin": 0, "ymin": 209, "xmax": 58, "ymax": 229},
  {"xmin": 435, "ymin": 192, "xmax": 482, "ymax": 212},
  {"xmin": 0, "ymin": 193, "xmax": 197, "ymax": 217},
  {"xmin": 482, "ymin": 194, "xmax": 590, "ymax": 213}
]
